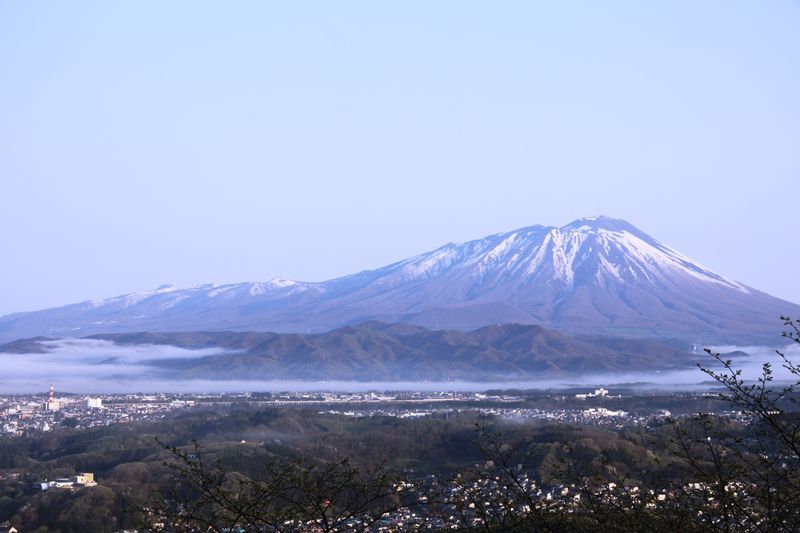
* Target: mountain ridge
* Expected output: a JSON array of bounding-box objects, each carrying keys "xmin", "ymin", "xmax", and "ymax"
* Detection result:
[
  {"xmin": 0, "ymin": 321, "xmax": 698, "ymax": 381},
  {"xmin": 0, "ymin": 216, "xmax": 796, "ymax": 344}
]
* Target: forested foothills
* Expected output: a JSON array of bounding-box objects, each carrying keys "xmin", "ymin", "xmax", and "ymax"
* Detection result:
[
  {"xmin": 0, "ymin": 320, "xmax": 796, "ymax": 531},
  {"xmin": 0, "ymin": 417, "xmax": 645, "ymax": 530},
  {"xmin": 0, "ymin": 408, "xmax": 667, "ymax": 530}
]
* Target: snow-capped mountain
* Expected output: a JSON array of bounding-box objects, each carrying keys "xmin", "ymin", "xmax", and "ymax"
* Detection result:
[{"xmin": 0, "ymin": 216, "xmax": 796, "ymax": 343}]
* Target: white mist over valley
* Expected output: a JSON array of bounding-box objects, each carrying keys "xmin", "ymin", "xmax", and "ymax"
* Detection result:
[{"xmin": 2, "ymin": 337, "xmax": 797, "ymax": 394}]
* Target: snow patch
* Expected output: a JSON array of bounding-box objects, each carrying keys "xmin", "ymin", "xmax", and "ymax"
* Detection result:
[
  {"xmin": 265, "ymin": 278, "xmax": 297, "ymax": 289},
  {"xmin": 400, "ymin": 247, "xmax": 460, "ymax": 278},
  {"xmin": 601, "ymin": 230, "xmax": 748, "ymax": 292},
  {"xmin": 207, "ymin": 286, "xmax": 237, "ymax": 298}
]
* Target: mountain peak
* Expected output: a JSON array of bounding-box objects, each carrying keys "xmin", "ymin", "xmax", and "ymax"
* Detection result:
[{"xmin": 561, "ymin": 216, "xmax": 642, "ymax": 234}]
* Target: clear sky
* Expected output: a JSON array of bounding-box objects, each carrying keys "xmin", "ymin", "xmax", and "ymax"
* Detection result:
[{"xmin": 1, "ymin": 1, "xmax": 798, "ymax": 316}]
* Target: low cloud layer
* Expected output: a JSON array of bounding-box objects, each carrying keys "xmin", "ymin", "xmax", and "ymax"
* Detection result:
[
  {"xmin": 0, "ymin": 339, "xmax": 231, "ymax": 393},
  {"xmin": 0, "ymin": 339, "xmax": 798, "ymax": 394}
]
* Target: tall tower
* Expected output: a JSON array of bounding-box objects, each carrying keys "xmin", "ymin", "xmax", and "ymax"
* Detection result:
[{"xmin": 43, "ymin": 384, "xmax": 60, "ymax": 412}]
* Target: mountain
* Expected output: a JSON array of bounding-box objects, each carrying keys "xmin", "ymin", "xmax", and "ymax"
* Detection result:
[
  {"xmin": 0, "ymin": 216, "xmax": 796, "ymax": 344},
  {"xmin": 0, "ymin": 322, "xmax": 696, "ymax": 381}
]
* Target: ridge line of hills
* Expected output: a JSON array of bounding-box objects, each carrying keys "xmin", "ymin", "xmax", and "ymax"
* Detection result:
[{"xmin": 0, "ymin": 321, "xmax": 701, "ymax": 381}]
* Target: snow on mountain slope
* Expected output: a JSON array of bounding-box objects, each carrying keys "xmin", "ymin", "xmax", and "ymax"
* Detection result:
[{"xmin": 0, "ymin": 217, "xmax": 795, "ymax": 343}]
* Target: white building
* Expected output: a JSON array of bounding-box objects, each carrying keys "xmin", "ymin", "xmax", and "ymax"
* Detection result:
[
  {"xmin": 42, "ymin": 400, "xmax": 60, "ymax": 412},
  {"xmin": 36, "ymin": 473, "xmax": 97, "ymax": 491},
  {"xmin": 575, "ymin": 388, "xmax": 610, "ymax": 400},
  {"xmin": 85, "ymin": 398, "xmax": 103, "ymax": 409}
]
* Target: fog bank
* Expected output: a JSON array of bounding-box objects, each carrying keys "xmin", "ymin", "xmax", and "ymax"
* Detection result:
[{"xmin": 0, "ymin": 339, "xmax": 797, "ymax": 394}]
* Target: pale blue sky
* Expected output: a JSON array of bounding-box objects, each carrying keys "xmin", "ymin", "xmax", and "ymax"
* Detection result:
[{"xmin": 1, "ymin": 1, "xmax": 799, "ymax": 315}]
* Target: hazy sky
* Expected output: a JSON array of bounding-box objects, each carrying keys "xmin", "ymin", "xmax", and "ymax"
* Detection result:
[{"xmin": 1, "ymin": 1, "xmax": 798, "ymax": 316}]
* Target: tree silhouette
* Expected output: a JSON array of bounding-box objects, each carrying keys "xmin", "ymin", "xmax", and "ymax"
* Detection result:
[{"xmin": 143, "ymin": 440, "xmax": 421, "ymax": 532}]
